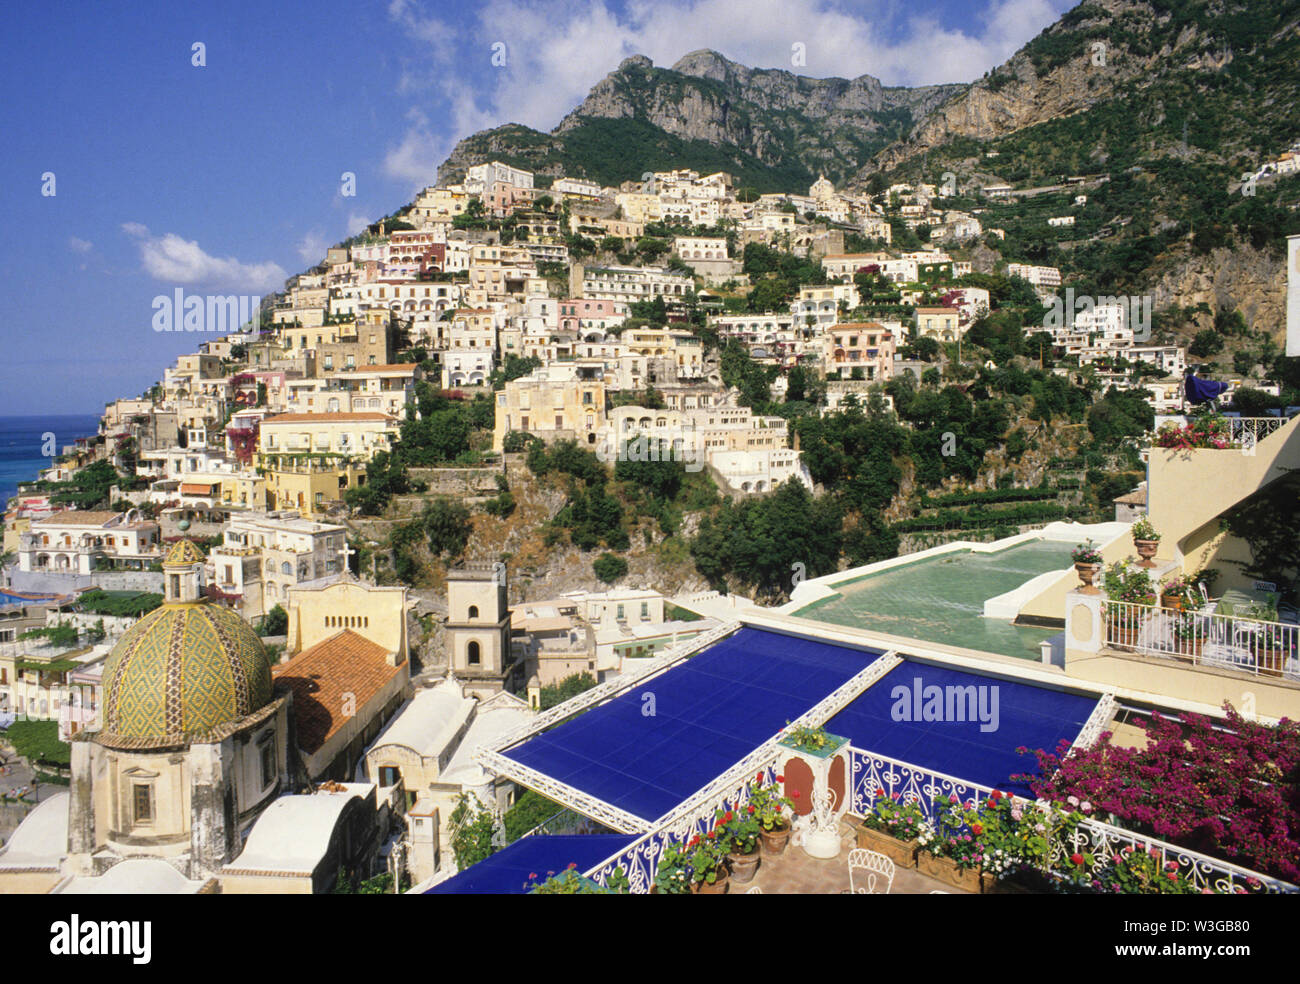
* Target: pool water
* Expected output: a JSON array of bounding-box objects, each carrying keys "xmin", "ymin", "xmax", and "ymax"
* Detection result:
[{"xmin": 794, "ymin": 540, "xmax": 1074, "ymax": 660}]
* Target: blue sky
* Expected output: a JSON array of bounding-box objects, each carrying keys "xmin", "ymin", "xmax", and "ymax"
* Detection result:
[{"xmin": 0, "ymin": 0, "xmax": 1071, "ymax": 418}]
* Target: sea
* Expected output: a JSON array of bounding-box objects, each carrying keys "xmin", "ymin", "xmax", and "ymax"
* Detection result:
[{"xmin": 0, "ymin": 414, "xmax": 102, "ymax": 506}]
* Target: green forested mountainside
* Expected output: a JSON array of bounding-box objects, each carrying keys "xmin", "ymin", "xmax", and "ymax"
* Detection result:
[{"xmin": 869, "ymin": 0, "xmax": 1300, "ymax": 301}]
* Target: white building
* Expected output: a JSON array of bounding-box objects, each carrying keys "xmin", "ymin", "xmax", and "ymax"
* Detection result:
[{"xmin": 208, "ymin": 511, "xmax": 348, "ymax": 618}]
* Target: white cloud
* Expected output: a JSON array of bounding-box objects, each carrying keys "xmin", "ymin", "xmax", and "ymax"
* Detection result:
[
  {"xmin": 382, "ymin": 109, "xmax": 453, "ymax": 187},
  {"xmin": 121, "ymin": 224, "xmax": 287, "ymax": 291},
  {"xmin": 387, "ymin": 0, "xmax": 1066, "ymax": 158},
  {"xmin": 296, "ymin": 230, "xmax": 330, "ymax": 263},
  {"xmin": 68, "ymin": 236, "xmax": 93, "ymax": 253},
  {"xmin": 346, "ymin": 212, "xmax": 371, "ymax": 236}
]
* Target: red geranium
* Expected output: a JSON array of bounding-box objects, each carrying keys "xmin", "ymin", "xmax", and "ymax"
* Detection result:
[{"xmin": 1070, "ymin": 853, "xmax": 1084, "ymax": 866}]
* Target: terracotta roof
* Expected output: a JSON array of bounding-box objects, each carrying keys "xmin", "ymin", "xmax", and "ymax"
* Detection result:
[
  {"xmin": 262, "ymin": 412, "xmax": 396, "ymax": 424},
  {"xmin": 32, "ymin": 511, "xmax": 119, "ymax": 527},
  {"xmin": 1113, "ymin": 483, "xmax": 1148, "ymax": 506},
  {"xmin": 179, "ymin": 482, "xmax": 219, "ymax": 495},
  {"xmin": 273, "ymin": 630, "xmax": 402, "ymax": 755}
]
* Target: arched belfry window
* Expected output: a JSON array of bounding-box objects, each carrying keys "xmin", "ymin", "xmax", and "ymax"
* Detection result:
[{"xmin": 467, "ymin": 641, "xmax": 481, "ymax": 665}]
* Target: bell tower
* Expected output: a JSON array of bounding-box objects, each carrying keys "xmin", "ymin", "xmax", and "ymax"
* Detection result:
[{"xmin": 445, "ymin": 562, "xmax": 517, "ymax": 698}]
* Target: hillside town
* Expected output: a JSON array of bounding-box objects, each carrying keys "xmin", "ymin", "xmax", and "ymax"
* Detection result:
[{"xmin": 3, "ymin": 141, "xmax": 1300, "ymax": 900}]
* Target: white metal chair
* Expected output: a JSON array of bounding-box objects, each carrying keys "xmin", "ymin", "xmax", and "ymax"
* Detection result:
[
  {"xmin": 847, "ymin": 848, "xmax": 895, "ymax": 895},
  {"xmin": 746, "ymin": 885, "xmax": 763, "ymax": 894}
]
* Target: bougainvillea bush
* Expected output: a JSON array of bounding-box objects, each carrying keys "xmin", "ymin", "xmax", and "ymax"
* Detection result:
[
  {"xmin": 1019, "ymin": 703, "xmax": 1300, "ymax": 882},
  {"xmin": 1153, "ymin": 414, "xmax": 1235, "ymax": 450}
]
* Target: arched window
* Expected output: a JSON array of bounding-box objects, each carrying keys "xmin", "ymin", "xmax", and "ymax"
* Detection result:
[
  {"xmin": 467, "ymin": 641, "xmax": 481, "ymax": 665},
  {"xmin": 281, "ymin": 561, "xmax": 292, "ymax": 575},
  {"xmin": 468, "ymin": 605, "xmax": 479, "ymax": 619}
]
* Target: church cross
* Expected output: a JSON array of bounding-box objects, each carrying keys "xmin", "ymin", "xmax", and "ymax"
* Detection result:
[{"xmin": 339, "ymin": 539, "xmax": 358, "ymax": 574}]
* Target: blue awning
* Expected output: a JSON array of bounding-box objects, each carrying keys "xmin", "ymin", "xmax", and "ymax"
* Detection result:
[
  {"xmin": 503, "ymin": 627, "xmax": 883, "ymax": 823},
  {"xmin": 828, "ymin": 661, "xmax": 1098, "ymax": 796},
  {"xmin": 427, "ymin": 835, "xmax": 636, "ymax": 894}
]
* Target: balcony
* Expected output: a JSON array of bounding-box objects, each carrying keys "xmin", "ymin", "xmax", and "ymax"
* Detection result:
[{"xmin": 1102, "ymin": 599, "xmax": 1299, "ymax": 682}]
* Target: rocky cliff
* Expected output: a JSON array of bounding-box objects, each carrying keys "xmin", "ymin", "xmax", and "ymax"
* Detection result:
[{"xmin": 437, "ymin": 50, "xmax": 963, "ymax": 188}]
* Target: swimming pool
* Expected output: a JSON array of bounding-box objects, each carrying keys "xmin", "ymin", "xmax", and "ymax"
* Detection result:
[
  {"xmin": 792, "ymin": 539, "xmax": 1073, "ymax": 660},
  {"xmin": 0, "ymin": 590, "xmax": 60, "ymax": 607}
]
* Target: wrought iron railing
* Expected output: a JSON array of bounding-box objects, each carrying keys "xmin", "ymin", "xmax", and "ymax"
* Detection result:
[
  {"xmin": 584, "ymin": 757, "xmax": 780, "ymax": 894},
  {"xmin": 845, "ymin": 746, "xmax": 1296, "ymax": 895},
  {"xmin": 582, "ymin": 654, "xmax": 903, "ymax": 891},
  {"xmin": 1228, "ymin": 415, "xmax": 1289, "ymax": 447},
  {"xmin": 1103, "ymin": 600, "xmax": 1299, "ymax": 681},
  {"xmin": 579, "ymin": 741, "xmax": 1296, "ymax": 894}
]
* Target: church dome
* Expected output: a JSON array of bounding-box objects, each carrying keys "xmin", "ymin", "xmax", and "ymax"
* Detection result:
[{"xmin": 98, "ymin": 600, "xmax": 273, "ymax": 749}]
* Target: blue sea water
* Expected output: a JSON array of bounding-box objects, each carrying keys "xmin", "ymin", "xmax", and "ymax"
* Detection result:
[{"xmin": 0, "ymin": 414, "xmax": 102, "ymax": 505}]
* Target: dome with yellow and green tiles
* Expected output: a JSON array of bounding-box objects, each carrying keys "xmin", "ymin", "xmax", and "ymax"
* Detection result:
[{"xmin": 97, "ymin": 600, "xmax": 273, "ymax": 749}]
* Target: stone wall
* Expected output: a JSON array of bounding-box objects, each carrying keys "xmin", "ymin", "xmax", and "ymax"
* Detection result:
[
  {"xmin": 89, "ymin": 571, "xmax": 165, "ymax": 593},
  {"xmin": 407, "ymin": 465, "xmax": 504, "ymax": 497}
]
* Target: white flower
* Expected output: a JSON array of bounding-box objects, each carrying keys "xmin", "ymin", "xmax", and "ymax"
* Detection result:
[
  {"xmin": 1081, "ymin": 801, "xmax": 1092, "ymax": 813},
  {"xmin": 1067, "ymin": 795, "xmax": 1079, "ymax": 807}
]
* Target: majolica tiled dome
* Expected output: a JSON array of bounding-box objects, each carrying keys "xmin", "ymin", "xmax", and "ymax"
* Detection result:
[{"xmin": 98, "ymin": 601, "xmax": 273, "ymax": 749}]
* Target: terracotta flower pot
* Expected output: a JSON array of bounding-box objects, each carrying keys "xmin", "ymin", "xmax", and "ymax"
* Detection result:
[
  {"xmin": 917, "ymin": 853, "xmax": 981, "ymax": 893},
  {"xmin": 1134, "ymin": 539, "xmax": 1159, "ymax": 568},
  {"xmin": 691, "ymin": 868, "xmax": 730, "ymax": 894},
  {"xmin": 855, "ymin": 825, "xmax": 919, "ymax": 868},
  {"xmin": 1160, "ymin": 592, "xmax": 1184, "ymax": 612},
  {"xmin": 760, "ymin": 822, "xmax": 792, "ymax": 857},
  {"xmin": 1256, "ymin": 647, "xmax": 1285, "ymax": 678},
  {"xmin": 1074, "ymin": 562, "xmax": 1101, "ymax": 594},
  {"xmin": 728, "ymin": 849, "xmax": 761, "ymax": 884},
  {"xmin": 1108, "ymin": 619, "xmax": 1138, "ymax": 649}
]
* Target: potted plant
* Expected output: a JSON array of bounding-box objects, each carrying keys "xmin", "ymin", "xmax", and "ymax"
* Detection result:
[
  {"xmin": 1172, "ymin": 612, "xmax": 1201, "ymax": 661},
  {"xmin": 1244, "ymin": 597, "xmax": 1288, "ymax": 677},
  {"xmin": 1130, "ymin": 517, "xmax": 1160, "ymax": 568},
  {"xmin": 1071, "ymin": 540, "xmax": 1104, "ymax": 593},
  {"xmin": 916, "ymin": 795, "xmax": 984, "ymax": 893},
  {"xmin": 857, "ymin": 790, "xmax": 927, "ymax": 868},
  {"xmin": 653, "ymin": 840, "xmax": 693, "ymax": 895},
  {"xmin": 749, "ymin": 772, "xmax": 795, "ymax": 856},
  {"xmin": 1103, "ymin": 561, "xmax": 1155, "ymax": 648},
  {"xmin": 779, "ymin": 721, "xmax": 848, "ymax": 756},
  {"xmin": 717, "ymin": 804, "xmax": 763, "ymax": 883},
  {"xmin": 1159, "ymin": 574, "xmax": 1191, "ymax": 611},
  {"xmin": 686, "ymin": 828, "xmax": 730, "ymax": 894}
]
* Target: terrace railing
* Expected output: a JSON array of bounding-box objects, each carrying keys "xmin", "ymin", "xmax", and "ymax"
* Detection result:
[
  {"xmin": 583, "ymin": 742, "xmax": 1296, "ymax": 894},
  {"xmin": 585, "ymin": 756, "xmax": 780, "ymax": 894},
  {"xmin": 584, "ymin": 653, "xmax": 903, "ymax": 892},
  {"xmin": 1228, "ymin": 415, "xmax": 1288, "ymax": 447},
  {"xmin": 1103, "ymin": 600, "xmax": 1299, "ymax": 682},
  {"xmin": 846, "ymin": 746, "xmax": 1296, "ymax": 895}
]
